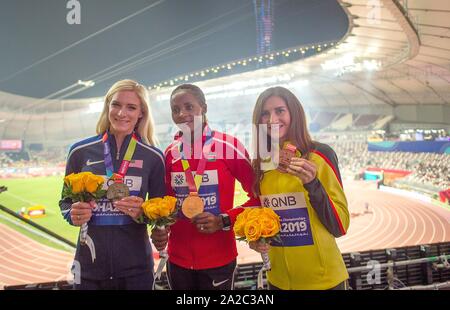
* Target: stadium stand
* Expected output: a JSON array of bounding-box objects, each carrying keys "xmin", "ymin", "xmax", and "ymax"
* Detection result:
[
  {"xmin": 353, "ymin": 114, "xmax": 380, "ymax": 129},
  {"xmin": 331, "ymin": 141, "xmax": 450, "ymax": 192}
]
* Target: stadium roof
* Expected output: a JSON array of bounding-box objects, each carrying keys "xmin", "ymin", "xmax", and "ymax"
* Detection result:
[
  {"xmin": 152, "ymin": 0, "xmax": 450, "ymax": 108},
  {"xmin": 0, "ymin": 0, "xmax": 346, "ymax": 100}
]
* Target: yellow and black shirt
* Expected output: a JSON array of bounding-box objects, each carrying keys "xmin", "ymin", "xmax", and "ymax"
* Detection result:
[{"xmin": 259, "ymin": 142, "xmax": 350, "ymax": 289}]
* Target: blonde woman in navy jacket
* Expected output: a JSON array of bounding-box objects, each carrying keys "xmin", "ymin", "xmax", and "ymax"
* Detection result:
[{"xmin": 59, "ymin": 80, "xmax": 165, "ymax": 289}]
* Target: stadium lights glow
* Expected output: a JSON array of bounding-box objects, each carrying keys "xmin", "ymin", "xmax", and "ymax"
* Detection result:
[
  {"xmin": 154, "ymin": 76, "xmax": 306, "ymax": 102},
  {"xmin": 77, "ymin": 80, "xmax": 95, "ymax": 87},
  {"xmin": 286, "ymin": 79, "xmax": 309, "ymax": 88},
  {"xmin": 202, "ymin": 75, "xmax": 292, "ymax": 94},
  {"xmin": 362, "ymin": 60, "xmax": 380, "ymax": 71},
  {"xmin": 149, "ymin": 41, "xmax": 338, "ymax": 90},
  {"xmin": 321, "ymin": 54, "xmax": 356, "ymax": 71},
  {"xmin": 321, "ymin": 54, "xmax": 380, "ymax": 75},
  {"xmin": 85, "ymin": 101, "xmax": 103, "ymax": 114}
]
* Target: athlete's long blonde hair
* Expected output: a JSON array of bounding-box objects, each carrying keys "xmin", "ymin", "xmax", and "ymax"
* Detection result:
[{"xmin": 96, "ymin": 79, "xmax": 157, "ymax": 145}]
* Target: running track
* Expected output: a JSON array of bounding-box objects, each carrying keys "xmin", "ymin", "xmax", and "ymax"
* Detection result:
[{"xmin": 1, "ymin": 181, "xmax": 449, "ymax": 288}]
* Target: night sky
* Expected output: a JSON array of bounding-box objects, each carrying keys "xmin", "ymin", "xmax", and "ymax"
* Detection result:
[{"xmin": 0, "ymin": 0, "xmax": 348, "ymax": 99}]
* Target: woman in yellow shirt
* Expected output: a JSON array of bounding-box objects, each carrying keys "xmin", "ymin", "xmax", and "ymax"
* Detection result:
[{"xmin": 249, "ymin": 86, "xmax": 350, "ymax": 290}]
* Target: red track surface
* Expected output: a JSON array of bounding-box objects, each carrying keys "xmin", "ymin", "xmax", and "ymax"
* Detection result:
[
  {"xmin": 0, "ymin": 224, "xmax": 73, "ymax": 288},
  {"xmin": 1, "ymin": 181, "xmax": 449, "ymax": 288}
]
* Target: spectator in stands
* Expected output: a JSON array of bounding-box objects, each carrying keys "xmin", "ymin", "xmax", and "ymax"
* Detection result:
[
  {"xmin": 249, "ymin": 86, "xmax": 350, "ymax": 290},
  {"xmin": 150, "ymin": 84, "xmax": 259, "ymax": 289},
  {"xmin": 59, "ymin": 79, "xmax": 165, "ymax": 290},
  {"xmin": 331, "ymin": 141, "xmax": 450, "ymax": 191}
]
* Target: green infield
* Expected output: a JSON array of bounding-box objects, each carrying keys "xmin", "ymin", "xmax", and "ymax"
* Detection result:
[{"xmin": 0, "ymin": 176, "xmax": 79, "ymax": 245}]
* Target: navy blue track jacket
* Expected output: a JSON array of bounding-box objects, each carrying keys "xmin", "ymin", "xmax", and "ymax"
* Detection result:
[{"xmin": 59, "ymin": 132, "xmax": 165, "ymax": 280}]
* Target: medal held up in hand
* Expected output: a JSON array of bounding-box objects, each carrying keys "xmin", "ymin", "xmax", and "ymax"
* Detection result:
[
  {"xmin": 277, "ymin": 143, "xmax": 298, "ymax": 173},
  {"xmin": 182, "ymin": 192, "xmax": 204, "ymax": 219},
  {"xmin": 106, "ymin": 181, "xmax": 129, "ymax": 201}
]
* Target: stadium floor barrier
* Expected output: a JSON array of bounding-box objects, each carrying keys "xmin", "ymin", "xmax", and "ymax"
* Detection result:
[{"xmin": 4, "ymin": 242, "xmax": 450, "ymax": 290}]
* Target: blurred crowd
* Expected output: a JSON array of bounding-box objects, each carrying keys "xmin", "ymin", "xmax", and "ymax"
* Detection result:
[
  {"xmin": 331, "ymin": 141, "xmax": 450, "ymax": 190},
  {"xmin": 1, "ymin": 141, "xmax": 449, "ymax": 190}
]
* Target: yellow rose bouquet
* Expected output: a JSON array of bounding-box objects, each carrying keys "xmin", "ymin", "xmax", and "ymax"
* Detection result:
[
  {"xmin": 234, "ymin": 207, "xmax": 281, "ymax": 289},
  {"xmin": 63, "ymin": 172, "xmax": 106, "ymax": 202},
  {"xmin": 63, "ymin": 172, "xmax": 106, "ymax": 260},
  {"xmin": 142, "ymin": 196, "xmax": 178, "ymax": 228},
  {"xmin": 142, "ymin": 195, "xmax": 178, "ymax": 280}
]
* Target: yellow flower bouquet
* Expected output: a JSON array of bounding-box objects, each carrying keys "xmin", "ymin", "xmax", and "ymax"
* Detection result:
[
  {"xmin": 234, "ymin": 207, "xmax": 281, "ymax": 289},
  {"xmin": 234, "ymin": 207, "xmax": 281, "ymax": 243},
  {"xmin": 63, "ymin": 172, "xmax": 106, "ymax": 202},
  {"xmin": 62, "ymin": 172, "xmax": 106, "ymax": 261},
  {"xmin": 142, "ymin": 195, "xmax": 178, "ymax": 280},
  {"xmin": 141, "ymin": 195, "xmax": 178, "ymax": 229}
]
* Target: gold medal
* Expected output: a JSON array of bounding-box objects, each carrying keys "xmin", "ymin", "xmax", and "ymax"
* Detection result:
[
  {"xmin": 182, "ymin": 193, "xmax": 204, "ymax": 218},
  {"xmin": 106, "ymin": 182, "xmax": 129, "ymax": 201}
]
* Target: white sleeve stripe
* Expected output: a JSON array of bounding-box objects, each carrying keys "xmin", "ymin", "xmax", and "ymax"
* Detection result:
[
  {"xmin": 67, "ymin": 139, "xmax": 102, "ymax": 162},
  {"xmin": 137, "ymin": 141, "xmax": 165, "ymax": 167},
  {"xmin": 212, "ymin": 138, "xmax": 250, "ymax": 165}
]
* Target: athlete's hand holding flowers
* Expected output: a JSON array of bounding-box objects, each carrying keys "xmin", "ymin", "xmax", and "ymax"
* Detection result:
[
  {"xmin": 64, "ymin": 172, "xmax": 106, "ymax": 226},
  {"xmin": 63, "ymin": 171, "xmax": 106, "ymax": 262},
  {"xmin": 144, "ymin": 196, "xmax": 178, "ymax": 250}
]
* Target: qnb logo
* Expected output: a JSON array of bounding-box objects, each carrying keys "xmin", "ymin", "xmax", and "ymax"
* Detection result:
[
  {"xmin": 106, "ymin": 179, "xmax": 133, "ymax": 188},
  {"xmin": 66, "ymin": 0, "xmax": 81, "ymax": 25},
  {"xmin": 266, "ymin": 196, "xmax": 297, "ymax": 208}
]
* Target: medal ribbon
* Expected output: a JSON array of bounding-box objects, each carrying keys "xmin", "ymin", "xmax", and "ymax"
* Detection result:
[
  {"xmin": 102, "ymin": 132, "xmax": 138, "ymax": 183},
  {"xmin": 174, "ymin": 125, "xmax": 213, "ymax": 193}
]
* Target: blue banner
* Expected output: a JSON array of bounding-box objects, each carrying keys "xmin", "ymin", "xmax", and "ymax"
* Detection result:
[{"xmin": 368, "ymin": 141, "xmax": 450, "ymax": 154}]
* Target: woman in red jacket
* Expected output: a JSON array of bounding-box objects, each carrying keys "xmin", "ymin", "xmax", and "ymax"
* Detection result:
[{"xmin": 151, "ymin": 84, "xmax": 259, "ymax": 290}]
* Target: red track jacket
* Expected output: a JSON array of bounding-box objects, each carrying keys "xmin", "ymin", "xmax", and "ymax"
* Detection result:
[{"xmin": 164, "ymin": 129, "xmax": 259, "ymax": 269}]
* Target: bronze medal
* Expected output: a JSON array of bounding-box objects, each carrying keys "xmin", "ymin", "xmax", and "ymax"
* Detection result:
[
  {"xmin": 106, "ymin": 182, "xmax": 129, "ymax": 201},
  {"xmin": 182, "ymin": 193, "xmax": 204, "ymax": 218},
  {"xmin": 277, "ymin": 143, "xmax": 297, "ymax": 173}
]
